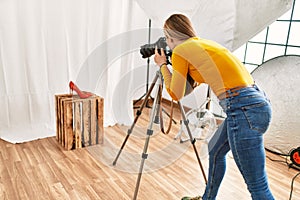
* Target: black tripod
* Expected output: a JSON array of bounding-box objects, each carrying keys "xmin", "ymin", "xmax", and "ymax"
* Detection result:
[{"xmin": 112, "ymin": 70, "xmax": 207, "ymax": 200}]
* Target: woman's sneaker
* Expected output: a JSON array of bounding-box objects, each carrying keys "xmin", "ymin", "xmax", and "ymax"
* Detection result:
[{"xmin": 181, "ymin": 196, "xmax": 202, "ymax": 200}]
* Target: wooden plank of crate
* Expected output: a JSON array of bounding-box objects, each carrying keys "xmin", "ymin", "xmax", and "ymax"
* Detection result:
[
  {"xmin": 57, "ymin": 94, "xmax": 73, "ymax": 145},
  {"xmin": 90, "ymin": 98, "xmax": 97, "ymax": 145},
  {"xmin": 55, "ymin": 95, "xmax": 59, "ymax": 141},
  {"xmin": 82, "ymin": 100, "xmax": 91, "ymax": 147},
  {"xmin": 74, "ymin": 101, "xmax": 82, "ymax": 149},
  {"xmin": 57, "ymin": 95, "xmax": 65, "ymax": 143},
  {"xmin": 97, "ymin": 97, "xmax": 104, "ymax": 144},
  {"xmin": 64, "ymin": 100, "xmax": 74, "ymax": 150},
  {"xmin": 59, "ymin": 96, "xmax": 65, "ymax": 146},
  {"xmin": 56, "ymin": 95, "xmax": 62, "ymax": 144}
]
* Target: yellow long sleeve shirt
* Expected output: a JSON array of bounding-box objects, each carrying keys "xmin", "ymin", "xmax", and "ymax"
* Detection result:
[{"xmin": 160, "ymin": 37, "xmax": 254, "ymax": 101}]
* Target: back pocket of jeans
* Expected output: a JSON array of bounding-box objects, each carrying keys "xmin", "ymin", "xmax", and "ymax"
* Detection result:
[{"xmin": 241, "ymin": 102, "xmax": 272, "ymax": 133}]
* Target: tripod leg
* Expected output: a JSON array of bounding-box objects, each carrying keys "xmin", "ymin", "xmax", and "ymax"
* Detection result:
[
  {"xmin": 133, "ymin": 93, "xmax": 146, "ymax": 108},
  {"xmin": 112, "ymin": 74, "xmax": 159, "ymax": 166},
  {"xmin": 178, "ymin": 101, "xmax": 208, "ymax": 184},
  {"xmin": 153, "ymin": 83, "xmax": 163, "ymax": 124},
  {"xmin": 133, "ymin": 128, "xmax": 153, "ymax": 200},
  {"xmin": 133, "ymin": 73, "xmax": 162, "ymax": 200}
]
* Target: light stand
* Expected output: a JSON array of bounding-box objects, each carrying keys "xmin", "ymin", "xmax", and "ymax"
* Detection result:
[
  {"xmin": 134, "ymin": 19, "xmax": 152, "ymax": 108},
  {"xmin": 133, "ymin": 19, "xmax": 176, "ymax": 124},
  {"xmin": 113, "ymin": 70, "xmax": 207, "ymax": 200}
]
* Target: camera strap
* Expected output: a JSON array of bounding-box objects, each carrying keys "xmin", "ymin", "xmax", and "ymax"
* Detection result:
[{"xmin": 160, "ymin": 99, "xmax": 174, "ymax": 135}]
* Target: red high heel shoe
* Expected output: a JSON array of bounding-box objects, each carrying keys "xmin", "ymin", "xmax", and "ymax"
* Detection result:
[{"xmin": 69, "ymin": 81, "xmax": 93, "ymax": 99}]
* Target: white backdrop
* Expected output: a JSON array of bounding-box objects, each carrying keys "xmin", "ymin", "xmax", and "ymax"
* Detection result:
[
  {"xmin": 0, "ymin": 0, "xmax": 151, "ymax": 143},
  {"xmin": 136, "ymin": 0, "xmax": 293, "ymax": 51},
  {"xmin": 0, "ymin": 0, "xmax": 292, "ymax": 143}
]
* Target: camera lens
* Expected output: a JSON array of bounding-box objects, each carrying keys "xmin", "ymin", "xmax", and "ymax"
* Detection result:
[{"xmin": 140, "ymin": 37, "xmax": 167, "ymax": 58}]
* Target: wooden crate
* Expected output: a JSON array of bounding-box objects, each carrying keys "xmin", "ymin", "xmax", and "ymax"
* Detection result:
[{"xmin": 55, "ymin": 94, "xmax": 104, "ymax": 150}]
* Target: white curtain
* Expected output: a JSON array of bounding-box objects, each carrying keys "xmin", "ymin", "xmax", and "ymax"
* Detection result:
[
  {"xmin": 0, "ymin": 0, "xmax": 152, "ymax": 143},
  {"xmin": 0, "ymin": 0, "xmax": 293, "ymax": 143}
]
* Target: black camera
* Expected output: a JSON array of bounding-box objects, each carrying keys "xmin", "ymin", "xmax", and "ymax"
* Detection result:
[
  {"xmin": 140, "ymin": 37, "xmax": 196, "ymax": 95},
  {"xmin": 140, "ymin": 37, "xmax": 170, "ymax": 59}
]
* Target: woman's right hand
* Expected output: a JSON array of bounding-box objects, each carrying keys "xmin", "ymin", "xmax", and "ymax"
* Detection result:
[{"xmin": 154, "ymin": 47, "xmax": 167, "ymax": 67}]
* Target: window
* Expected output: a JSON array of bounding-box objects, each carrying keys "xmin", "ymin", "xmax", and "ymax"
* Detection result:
[{"xmin": 234, "ymin": 0, "xmax": 300, "ymax": 73}]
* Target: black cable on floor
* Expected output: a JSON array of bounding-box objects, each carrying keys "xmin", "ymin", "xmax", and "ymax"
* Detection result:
[
  {"xmin": 289, "ymin": 172, "xmax": 300, "ymax": 200},
  {"xmin": 265, "ymin": 148, "xmax": 300, "ymax": 199}
]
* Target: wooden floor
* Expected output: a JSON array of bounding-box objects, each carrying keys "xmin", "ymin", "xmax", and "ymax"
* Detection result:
[{"xmin": 0, "ymin": 105, "xmax": 300, "ymax": 200}]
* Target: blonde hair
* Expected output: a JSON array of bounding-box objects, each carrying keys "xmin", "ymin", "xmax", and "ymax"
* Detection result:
[{"xmin": 164, "ymin": 14, "xmax": 197, "ymax": 40}]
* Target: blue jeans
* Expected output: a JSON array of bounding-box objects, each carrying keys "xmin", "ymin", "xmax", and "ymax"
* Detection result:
[{"xmin": 202, "ymin": 85, "xmax": 274, "ymax": 200}]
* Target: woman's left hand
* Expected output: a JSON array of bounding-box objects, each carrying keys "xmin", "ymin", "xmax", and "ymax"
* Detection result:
[{"xmin": 154, "ymin": 47, "xmax": 167, "ymax": 67}]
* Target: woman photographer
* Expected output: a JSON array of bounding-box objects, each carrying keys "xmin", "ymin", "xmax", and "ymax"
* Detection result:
[{"xmin": 154, "ymin": 14, "xmax": 274, "ymax": 200}]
